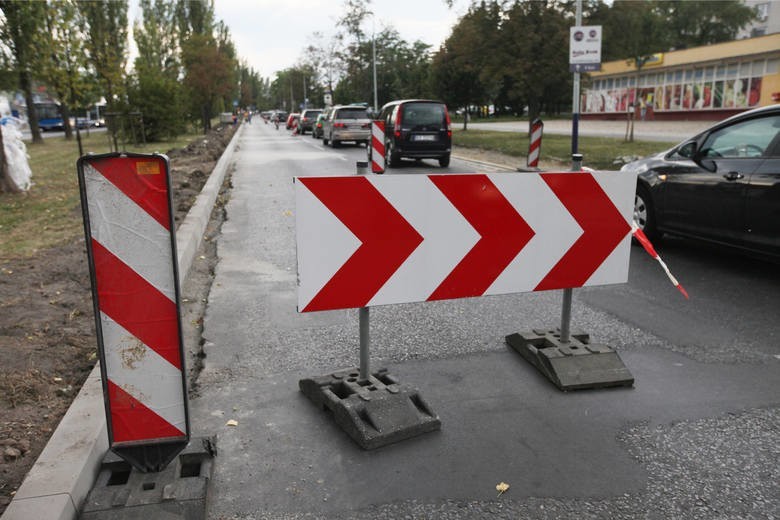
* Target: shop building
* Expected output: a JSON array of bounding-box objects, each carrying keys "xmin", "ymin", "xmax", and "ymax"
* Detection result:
[{"xmin": 583, "ymin": 33, "xmax": 780, "ymax": 121}]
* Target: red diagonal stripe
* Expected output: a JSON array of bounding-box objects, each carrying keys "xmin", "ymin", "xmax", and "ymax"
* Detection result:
[
  {"xmin": 300, "ymin": 177, "xmax": 423, "ymax": 311},
  {"xmin": 427, "ymin": 175, "xmax": 535, "ymax": 301},
  {"xmin": 535, "ymin": 173, "xmax": 630, "ymax": 290},
  {"xmin": 92, "ymin": 239, "xmax": 182, "ymax": 369},
  {"xmin": 88, "ymin": 156, "xmax": 170, "ymax": 230},
  {"xmin": 108, "ymin": 380, "xmax": 185, "ymax": 442}
]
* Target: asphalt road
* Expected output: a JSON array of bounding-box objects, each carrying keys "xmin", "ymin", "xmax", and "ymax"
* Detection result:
[{"xmin": 192, "ymin": 122, "xmax": 780, "ymax": 519}]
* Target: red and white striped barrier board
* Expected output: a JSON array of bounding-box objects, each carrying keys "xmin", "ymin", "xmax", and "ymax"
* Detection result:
[
  {"xmin": 527, "ymin": 118, "xmax": 543, "ymax": 168},
  {"xmin": 371, "ymin": 120, "xmax": 385, "ymax": 173},
  {"xmin": 295, "ymin": 172, "xmax": 636, "ymax": 312},
  {"xmin": 77, "ymin": 153, "xmax": 189, "ymax": 472}
]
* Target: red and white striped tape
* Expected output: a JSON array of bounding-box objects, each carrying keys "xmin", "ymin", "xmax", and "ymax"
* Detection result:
[
  {"xmin": 371, "ymin": 120, "xmax": 385, "ymax": 174},
  {"xmin": 631, "ymin": 222, "xmax": 689, "ymax": 299},
  {"xmin": 527, "ymin": 119, "xmax": 543, "ymax": 168},
  {"xmin": 81, "ymin": 155, "xmax": 188, "ymax": 446}
]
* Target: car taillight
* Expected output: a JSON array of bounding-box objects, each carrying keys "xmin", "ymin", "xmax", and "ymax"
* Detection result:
[
  {"xmin": 395, "ymin": 106, "xmax": 402, "ymax": 138},
  {"xmin": 334, "ymin": 122, "xmax": 346, "ymax": 128},
  {"xmin": 445, "ymin": 109, "xmax": 452, "ymax": 138}
]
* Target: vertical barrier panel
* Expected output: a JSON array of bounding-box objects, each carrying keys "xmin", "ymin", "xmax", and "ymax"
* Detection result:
[
  {"xmin": 527, "ymin": 118, "xmax": 544, "ymax": 168},
  {"xmin": 77, "ymin": 153, "xmax": 190, "ymax": 473},
  {"xmin": 371, "ymin": 120, "xmax": 385, "ymax": 174}
]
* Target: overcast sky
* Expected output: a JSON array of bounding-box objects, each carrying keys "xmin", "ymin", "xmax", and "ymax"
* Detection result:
[{"xmin": 208, "ymin": 0, "xmax": 469, "ymax": 79}]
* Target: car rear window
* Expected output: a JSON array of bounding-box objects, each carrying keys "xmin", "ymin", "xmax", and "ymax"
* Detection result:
[
  {"xmin": 403, "ymin": 103, "xmax": 446, "ymax": 126},
  {"xmin": 336, "ymin": 107, "xmax": 368, "ymax": 119}
]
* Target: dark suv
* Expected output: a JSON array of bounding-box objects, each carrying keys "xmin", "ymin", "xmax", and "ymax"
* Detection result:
[
  {"xmin": 376, "ymin": 99, "xmax": 452, "ymax": 167},
  {"xmin": 298, "ymin": 108, "xmax": 322, "ymax": 135}
]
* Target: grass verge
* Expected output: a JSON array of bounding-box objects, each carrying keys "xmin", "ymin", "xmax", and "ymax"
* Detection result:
[
  {"xmin": 453, "ymin": 128, "xmax": 677, "ymax": 170},
  {"xmin": 0, "ymin": 131, "xmax": 199, "ymax": 259}
]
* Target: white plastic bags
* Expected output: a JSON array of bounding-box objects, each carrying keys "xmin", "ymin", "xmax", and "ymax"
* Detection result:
[{"xmin": 1, "ymin": 117, "xmax": 33, "ymax": 192}]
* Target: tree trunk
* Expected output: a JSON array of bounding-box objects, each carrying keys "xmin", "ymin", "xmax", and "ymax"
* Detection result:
[
  {"xmin": 21, "ymin": 72, "xmax": 43, "ymax": 145},
  {"xmin": 61, "ymin": 102, "xmax": 73, "ymax": 140}
]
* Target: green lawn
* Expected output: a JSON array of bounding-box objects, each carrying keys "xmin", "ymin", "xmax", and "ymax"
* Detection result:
[
  {"xmin": 0, "ymin": 131, "xmax": 199, "ymax": 259},
  {"xmin": 453, "ymin": 128, "xmax": 676, "ymax": 170}
]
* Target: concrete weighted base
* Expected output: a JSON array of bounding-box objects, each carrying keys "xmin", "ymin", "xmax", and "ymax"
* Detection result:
[
  {"xmin": 506, "ymin": 329, "xmax": 634, "ymax": 391},
  {"xmin": 299, "ymin": 367, "xmax": 441, "ymax": 450},
  {"xmin": 79, "ymin": 437, "xmax": 216, "ymax": 520}
]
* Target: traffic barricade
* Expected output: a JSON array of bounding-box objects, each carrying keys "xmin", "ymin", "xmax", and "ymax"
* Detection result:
[
  {"xmin": 295, "ymin": 170, "xmax": 637, "ymax": 448},
  {"xmin": 77, "ymin": 153, "xmax": 215, "ymax": 517}
]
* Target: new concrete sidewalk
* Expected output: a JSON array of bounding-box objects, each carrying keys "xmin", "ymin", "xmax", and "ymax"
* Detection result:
[{"xmin": 0, "ymin": 124, "xmax": 244, "ymax": 520}]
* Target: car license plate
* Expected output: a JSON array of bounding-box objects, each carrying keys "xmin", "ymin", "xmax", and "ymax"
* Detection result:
[{"xmin": 413, "ymin": 135, "xmax": 436, "ymax": 141}]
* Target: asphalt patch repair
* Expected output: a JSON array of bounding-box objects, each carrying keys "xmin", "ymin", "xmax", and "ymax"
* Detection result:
[{"xmin": 0, "ymin": 123, "xmax": 235, "ymax": 514}]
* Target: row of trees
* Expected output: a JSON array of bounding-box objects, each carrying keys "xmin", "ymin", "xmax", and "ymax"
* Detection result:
[
  {"xmin": 0, "ymin": 0, "xmax": 264, "ymax": 146},
  {"xmin": 276, "ymin": 0, "xmax": 756, "ymax": 126}
]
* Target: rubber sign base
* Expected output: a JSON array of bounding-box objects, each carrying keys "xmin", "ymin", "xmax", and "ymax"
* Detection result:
[
  {"xmin": 505, "ymin": 329, "xmax": 634, "ymax": 391},
  {"xmin": 299, "ymin": 367, "xmax": 441, "ymax": 450},
  {"xmin": 79, "ymin": 437, "xmax": 216, "ymax": 520}
]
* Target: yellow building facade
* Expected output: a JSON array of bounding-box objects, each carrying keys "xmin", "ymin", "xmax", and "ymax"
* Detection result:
[{"xmin": 583, "ymin": 33, "xmax": 780, "ymax": 120}]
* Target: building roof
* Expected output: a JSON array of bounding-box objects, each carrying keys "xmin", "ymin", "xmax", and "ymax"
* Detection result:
[{"xmin": 591, "ymin": 33, "xmax": 780, "ymax": 77}]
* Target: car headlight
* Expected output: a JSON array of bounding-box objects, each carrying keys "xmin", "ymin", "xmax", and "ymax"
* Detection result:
[{"xmin": 621, "ymin": 162, "xmax": 648, "ymax": 174}]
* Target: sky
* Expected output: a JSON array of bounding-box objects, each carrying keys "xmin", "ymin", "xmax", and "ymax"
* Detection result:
[{"xmin": 208, "ymin": 0, "xmax": 469, "ymax": 79}]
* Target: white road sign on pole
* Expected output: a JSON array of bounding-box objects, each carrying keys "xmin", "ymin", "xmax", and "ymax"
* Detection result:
[{"xmin": 570, "ymin": 25, "xmax": 602, "ymax": 72}]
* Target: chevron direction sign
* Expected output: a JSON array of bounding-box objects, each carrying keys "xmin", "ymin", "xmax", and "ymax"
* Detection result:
[{"xmin": 295, "ymin": 172, "xmax": 637, "ymax": 312}]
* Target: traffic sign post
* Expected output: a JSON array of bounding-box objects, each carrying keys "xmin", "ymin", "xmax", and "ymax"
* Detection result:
[
  {"xmin": 295, "ymin": 171, "xmax": 636, "ymax": 446},
  {"xmin": 505, "ymin": 154, "xmax": 634, "ymax": 391},
  {"xmin": 77, "ymin": 153, "xmax": 190, "ymax": 472}
]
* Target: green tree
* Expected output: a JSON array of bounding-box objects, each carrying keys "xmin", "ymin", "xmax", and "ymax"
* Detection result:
[
  {"xmin": 39, "ymin": 0, "xmax": 93, "ymax": 141},
  {"xmin": 79, "ymin": 0, "xmax": 128, "ymax": 113},
  {"xmin": 655, "ymin": 0, "xmax": 757, "ymax": 50},
  {"xmin": 430, "ymin": 2, "xmax": 501, "ymax": 129},
  {"xmin": 181, "ymin": 32, "xmax": 236, "ymax": 132},
  {"xmin": 501, "ymin": 0, "xmax": 571, "ymax": 124},
  {"xmin": 129, "ymin": 0, "xmax": 186, "ymax": 141},
  {"xmin": 0, "ymin": 0, "xmax": 46, "ymax": 144}
]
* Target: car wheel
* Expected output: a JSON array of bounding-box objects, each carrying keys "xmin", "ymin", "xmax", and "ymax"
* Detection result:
[
  {"xmin": 385, "ymin": 141, "xmax": 400, "ymax": 168},
  {"xmin": 634, "ymin": 186, "xmax": 661, "ymax": 242},
  {"xmin": 438, "ymin": 154, "xmax": 451, "ymax": 168},
  {"xmin": 323, "ymin": 135, "xmax": 329, "ymax": 145},
  {"xmin": 332, "ymin": 139, "xmax": 340, "ymax": 148}
]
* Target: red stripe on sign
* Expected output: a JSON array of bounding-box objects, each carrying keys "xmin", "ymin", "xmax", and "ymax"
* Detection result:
[
  {"xmin": 535, "ymin": 173, "xmax": 630, "ymax": 290},
  {"xmin": 428, "ymin": 175, "xmax": 535, "ymax": 300},
  {"xmin": 89, "ymin": 156, "xmax": 170, "ymax": 230},
  {"xmin": 108, "ymin": 380, "xmax": 185, "ymax": 442},
  {"xmin": 371, "ymin": 134, "xmax": 385, "ymax": 155},
  {"xmin": 91, "ymin": 239, "xmax": 182, "ymax": 370},
  {"xmin": 300, "ymin": 177, "xmax": 423, "ymax": 311}
]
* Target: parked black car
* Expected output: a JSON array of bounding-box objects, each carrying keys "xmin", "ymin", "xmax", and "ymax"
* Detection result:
[
  {"xmin": 375, "ymin": 99, "xmax": 452, "ymax": 168},
  {"xmin": 622, "ymin": 104, "xmax": 780, "ymax": 258}
]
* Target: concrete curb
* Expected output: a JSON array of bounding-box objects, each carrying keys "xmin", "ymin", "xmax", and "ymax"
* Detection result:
[{"xmin": 1, "ymin": 124, "xmax": 245, "ymax": 520}]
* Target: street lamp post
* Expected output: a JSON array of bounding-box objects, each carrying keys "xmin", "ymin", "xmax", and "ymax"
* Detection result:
[{"xmin": 367, "ymin": 13, "xmax": 378, "ymax": 113}]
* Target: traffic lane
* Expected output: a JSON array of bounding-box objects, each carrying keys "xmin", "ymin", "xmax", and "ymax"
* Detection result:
[
  {"xmin": 305, "ymin": 136, "xmax": 513, "ymax": 174},
  {"xmin": 580, "ymin": 236, "xmax": 780, "ymax": 363},
  {"xmin": 196, "ymin": 123, "xmax": 780, "ymax": 518}
]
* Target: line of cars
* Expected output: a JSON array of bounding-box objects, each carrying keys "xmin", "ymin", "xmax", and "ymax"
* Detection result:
[{"xmin": 304, "ymin": 100, "xmax": 453, "ymax": 169}]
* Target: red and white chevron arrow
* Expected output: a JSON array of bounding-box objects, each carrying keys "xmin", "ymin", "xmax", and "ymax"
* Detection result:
[
  {"xmin": 296, "ymin": 172, "xmax": 636, "ymax": 312},
  {"xmin": 80, "ymin": 155, "xmax": 188, "ymax": 445}
]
